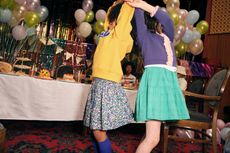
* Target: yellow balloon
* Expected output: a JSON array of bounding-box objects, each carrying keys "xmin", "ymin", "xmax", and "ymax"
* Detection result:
[
  {"xmin": 93, "ymin": 20, "xmax": 104, "ymax": 34},
  {"xmin": 196, "ymin": 20, "xmax": 209, "ymax": 34},
  {"xmin": 13, "ymin": 5, "xmax": 27, "ymax": 21},
  {"xmin": 166, "ymin": 0, "xmax": 180, "ymax": 9},
  {"xmin": 85, "ymin": 11, "xmax": 94, "ymax": 23},
  {"xmin": 175, "ymin": 40, "xmax": 188, "ymax": 55},
  {"xmin": 168, "ymin": 11, "xmax": 179, "ymax": 26},
  {"xmin": 0, "ymin": 0, "xmax": 15, "ymax": 9},
  {"xmin": 24, "ymin": 11, "xmax": 40, "ymax": 27},
  {"xmin": 175, "ymin": 50, "xmax": 181, "ymax": 57}
]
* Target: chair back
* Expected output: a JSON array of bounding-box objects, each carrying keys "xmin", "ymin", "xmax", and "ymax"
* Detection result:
[{"xmin": 204, "ymin": 69, "xmax": 229, "ymax": 106}]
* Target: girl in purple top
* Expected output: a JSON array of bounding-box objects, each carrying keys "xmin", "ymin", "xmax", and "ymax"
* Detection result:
[{"xmin": 125, "ymin": 0, "xmax": 190, "ymax": 152}]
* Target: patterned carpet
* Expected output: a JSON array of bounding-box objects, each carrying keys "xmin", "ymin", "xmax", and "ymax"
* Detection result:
[{"xmin": 0, "ymin": 120, "xmax": 215, "ymax": 153}]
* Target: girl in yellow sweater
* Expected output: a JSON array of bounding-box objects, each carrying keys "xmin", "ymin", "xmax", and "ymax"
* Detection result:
[{"xmin": 83, "ymin": 1, "xmax": 134, "ymax": 153}]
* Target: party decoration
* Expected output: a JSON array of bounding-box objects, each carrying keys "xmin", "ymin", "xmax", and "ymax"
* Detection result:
[
  {"xmin": 7, "ymin": 15, "xmax": 18, "ymax": 27},
  {"xmin": 24, "ymin": 0, "xmax": 41, "ymax": 11},
  {"xmin": 0, "ymin": 9, "xmax": 12, "ymax": 23},
  {"xmin": 74, "ymin": 9, "xmax": 86, "ymax": 23},
  {"xmin": 175, "ymin": 40, "xmax": 188, "ymax": 55},
  {"xmin": 24, "ymin": 11, "xmax": 40, "ymax": 27},
  {"xmin": 12, "ymin": 5, "xmax": 27, "ymax": 21},
  {"xmin": 36, "ymin": 5, "xmax": 49, "ymax": 22},
  {"xmin": 85, "ymin": 10, "xmax": 94, "ymax": 23},
  {"xmin": 93, "ymin": 20, "xmax": 104, "ymax": 34},
  {"xmin": 166, "ymin": 0, "xmax": 180, "ymax": 9},
  {"xmin": 82, "ymin": 0, "xmax": 93, "ymax": 13},
  {"xmin": 79, "ymin": 22, "xmax": 92, "ymax": 38},
  {"xmin": 175, "ymin": 50, "xmax": 181, "ymax": 58},
  {"xmin": 0, "ymin": 0, "xmax": 15, "ymax": 9},
  {"xmin": 25, "ymin": 26, "xmax": 36, "ymax": 36},
  {"xmin": 217, "ymin": 119, "xmax": 226, "ymax": 130},
  {"xmin": 182, "ymin": 29, "xmax": 193, "ymax": 43},
  {"xmin": 168, "ymin": 11, "xmax": 179, "ymax": 26},
  {"xmin": 191, "ymin": 29, "xmax": 201, "ymax": 40},
  {"xmin": 12, "ymin": 25, "xmax": 27, "ymax": 40},
  {"xmin": 186, "ymin": 10, "xmax": 199, "ymax": 25},
  {"xmin": 177, "ymin": 9, "xmax": 188, "ymax": 21},
  {"xmin": 189, "ymin": 39, "xmax": 203, "ymax": 55},
  {"xmin": 15, "ymin": 0, "xmax": 26, "ymax": 5},
  {"xmin": 95, "ymin": 9, "xmax": 106, "ymax": 21},
  {"xmin": 174, "ymin": 24, "xmax": 186, "ymax": 41},
  {"xmin": 196, "ymin": 20, "xmax": 209, "ymax": 34}
]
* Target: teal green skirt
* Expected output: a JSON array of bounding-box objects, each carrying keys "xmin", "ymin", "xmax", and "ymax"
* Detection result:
[{"xmin": 135, "ymin": 67, "xmax": 190, "ymax": 122}]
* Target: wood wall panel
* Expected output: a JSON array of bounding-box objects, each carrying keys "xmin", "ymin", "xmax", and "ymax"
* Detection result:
[
  {"xmin": 203, "ymin": 0, "xmax": 230, "ymax": 119},
  {"xmin": 204, "ymin": 34, "xmax": 230, "ymax": 67}
]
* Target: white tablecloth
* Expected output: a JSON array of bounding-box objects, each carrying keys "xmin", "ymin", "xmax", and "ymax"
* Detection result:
[{"xmin": 0, "ymin": 74, "xmax": 137, "ymax": 121}]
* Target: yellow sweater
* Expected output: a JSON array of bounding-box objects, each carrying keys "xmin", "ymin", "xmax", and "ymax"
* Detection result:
[{"xmin": 92, "ymin": 3, "xmax": 134, "ymax": 83}]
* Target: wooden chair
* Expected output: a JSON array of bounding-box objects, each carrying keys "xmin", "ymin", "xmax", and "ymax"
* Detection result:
[{"xmin": 163, "ymin": 69, "xmax": 230, "ymax": 153}]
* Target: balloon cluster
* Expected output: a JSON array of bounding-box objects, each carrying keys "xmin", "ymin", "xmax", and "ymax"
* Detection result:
[
  {"xmin": 0, "ymin": 0, "xmax": 48, "ymax": 40},
  {"xmin": 162, "ymin": 0, "xmax": 209, "ymax": 57},
  {"xmin": 74, "ymin": 0, "xmax": 106, "ymax": 43}
]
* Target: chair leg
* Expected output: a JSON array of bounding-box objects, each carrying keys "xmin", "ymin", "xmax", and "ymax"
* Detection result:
[
  {"xmin": 201, "ymin": 130, "xmax": 206, "ymax": 153},
  {"xmin": 212, "ymin": 129, "xmax": 217, "ymax": 153},
  {"xmin": 163, "ymin": 125, "xmax": 169, "ymax": 153}
]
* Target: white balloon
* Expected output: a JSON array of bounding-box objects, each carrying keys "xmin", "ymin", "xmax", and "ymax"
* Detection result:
[
  {"xmin": 186, "ymin": 10, "xmax": 200, "ymax": 25},
  {"xmin": 78, "ymin": 22, "xmax": 92, "ymax": 38},
  {"xmin": 82, "ymin": 0, "xmax": 93, "ymax": 13},
  {"xmin": 12, "ymin": 25, "xmax": 27, "ymax": 40},
  {"xmin": 192, "ymin": 29, "xmax": 201, "ymax": 40},
  {"xmin": 36, "ymin": 5, "xmax": 49, "ymax": 22},
  {"xmin": 95, "ymin": 9, "xmax": 106, "ymax": 21},
  {"xmin": 74, "ymin": 9, "xmax": 86, "ymax": 23}
]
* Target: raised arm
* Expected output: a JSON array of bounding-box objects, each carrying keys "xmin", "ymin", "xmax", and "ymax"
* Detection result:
[
  {"xmin": 134, "ymin": 8, "xmax": 148, "ymax": 47},
  {"xmin": 154, "ymin": 9, "xmax": 174, "ymax": 42},
  {"xmin": 126, "ymin": 0, "xmax": 174, "ymax": 42},
  {"xmin": 114, "ymin": 2, "xmax": 135, "ymax": 40}
]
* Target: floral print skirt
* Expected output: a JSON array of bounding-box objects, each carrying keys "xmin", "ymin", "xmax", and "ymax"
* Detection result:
[{"xmin": 83, "ymin": 78, "xmax": 134, "ymax": 130}]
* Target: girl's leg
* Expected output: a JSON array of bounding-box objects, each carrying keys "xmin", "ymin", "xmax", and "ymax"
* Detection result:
[
  {"xmin": 93, "ymin": 130, "xmax": 112, "ymax": 153},
  {"xmin": 136, "ymin": 120, "xmax": 161, "ymax": 153}
]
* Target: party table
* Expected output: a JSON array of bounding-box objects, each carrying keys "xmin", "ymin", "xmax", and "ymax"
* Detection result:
[{"xmin": 0, "ymin": 73, "xmax": 137, "ymax": 121}]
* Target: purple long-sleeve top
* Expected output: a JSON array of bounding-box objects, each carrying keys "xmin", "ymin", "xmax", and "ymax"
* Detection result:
[{"xmin": 134, "ymin": 7, "xmax": 177, "ymax": 68}]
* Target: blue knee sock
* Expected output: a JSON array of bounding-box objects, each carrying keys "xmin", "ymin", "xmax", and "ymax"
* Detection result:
[
  {"xmin": 90, "ymin": 133, "xmax": 100, "ymax": 153},
  {"xmin": 98, "ymin": 138, "xmax": 112, "ymax": 153}
]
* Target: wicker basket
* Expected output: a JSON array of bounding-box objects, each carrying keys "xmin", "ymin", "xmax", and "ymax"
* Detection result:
[{"xmin": 0, "ymin": 128, "xmax": 6, "ymax": 153}]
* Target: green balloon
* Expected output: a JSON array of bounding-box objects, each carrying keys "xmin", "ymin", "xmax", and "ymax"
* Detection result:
[
  {"xmin": 196, "ymin": 20, "xmax": 209, "ymax": 35},
  {"xmin": 85, "ymin": 11, "xmax": 94, "ymax": 23},
  {"xmin": 175, "ymin": 50, "xmax": 181, "ymax": 58},
  {"xmin": 175, "ymin": 40, "xmax": 188, "ymax": 55},
  {"xmin": 168, "ymin": 10, "xmax": 179, "ymax": 26},
  {"xmin": 0, "ymin": 0, "xmax": 15, "ymax": 10},
  {"xmin": 24, "ymin": 11, "xmax": 40, "ymax": 27},
  {"xmin": 93, "ymin": 20, "xmax": 104, "ymax": 34}
]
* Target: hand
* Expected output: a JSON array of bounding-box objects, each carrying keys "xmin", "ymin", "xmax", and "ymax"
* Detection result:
[{"xmin": 124, "ymin": 0, "xmax": 144, "ymax": 8}]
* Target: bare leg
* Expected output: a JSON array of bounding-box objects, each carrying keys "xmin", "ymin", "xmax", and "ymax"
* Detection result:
[{"xmin": 136, "ymin": 120, "xmax": 161, "ymax": 153}]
